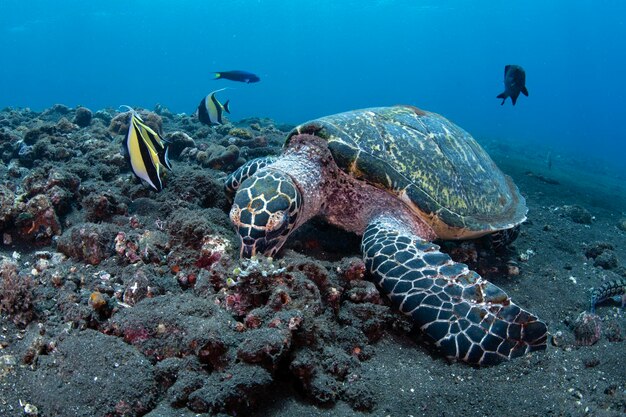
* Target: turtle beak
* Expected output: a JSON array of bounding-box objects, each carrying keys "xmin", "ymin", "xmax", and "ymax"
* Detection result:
[
  {"xmin": 240, "ymin": 236, "xmax": 269, "ymax": 258},
  {"xmin": 241, "ymin": 243, "xmax": 256, "ymax": 258},
  {"xmin": 239, "ymin": 235, "xmax": 284, "ymax": 259}
]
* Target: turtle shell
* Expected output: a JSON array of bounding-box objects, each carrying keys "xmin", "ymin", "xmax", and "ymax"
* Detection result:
[{"xmin": 286, "ymin": 105, "xmax": 527, "ymax": 239}]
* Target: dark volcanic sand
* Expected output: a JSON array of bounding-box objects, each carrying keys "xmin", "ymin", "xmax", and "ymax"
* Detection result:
[{"xmin": 0, "ymin": 105, "xmax": 624, "ymax": 417}]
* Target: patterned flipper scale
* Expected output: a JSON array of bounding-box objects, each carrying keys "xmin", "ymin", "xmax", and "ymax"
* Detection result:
[
  {"xmin": 362, "ymin": 220, "xmax": 547, "ymax": 365},
  {"xmin": 225, "ymin": 156, "xmax": 276, "ymax": 196}
]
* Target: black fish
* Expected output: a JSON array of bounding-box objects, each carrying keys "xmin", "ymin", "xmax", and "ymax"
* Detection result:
[
  {"xmin": 497, "ymin": 65, "xmax": 528, "ymax": 106},
  {"xmin": 213, "ymin": 70, "xmax": 260, "ymax": 83}
]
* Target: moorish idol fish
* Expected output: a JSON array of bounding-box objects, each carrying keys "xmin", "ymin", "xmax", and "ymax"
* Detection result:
[
  {"xmin": 197, "ymin": 89, "xmax": 231, "ymax": 126},
  {"xmin": 213, "ymin": 70, "xmax": 260, "ymax": 83},
  {"xmin": 121, "ymin": 106, "xmax": 172, "ymax": 192},
  {"xmin": 497, "ymin": 65, "xmax": 529, "ymax": 106}
]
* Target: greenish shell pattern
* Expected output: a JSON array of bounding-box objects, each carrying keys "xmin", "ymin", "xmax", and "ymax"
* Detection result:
[{"xmin": 287, "ymin": 105, "xmax": 526, "ymax": 232}]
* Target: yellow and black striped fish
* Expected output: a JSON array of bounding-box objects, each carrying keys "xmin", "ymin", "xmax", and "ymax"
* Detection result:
[
  {"xmin": 123, "ymin": 108, "xmax": 172, "ymax": 191},
  {"xmin": 197, "ymin": 88, "xmax": 231, "ymax": 126}
]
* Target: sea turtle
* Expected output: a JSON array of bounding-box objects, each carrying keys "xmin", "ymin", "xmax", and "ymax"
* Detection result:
[{"xmin": 225, "ymin": 105, "xmax": 547, "ymax": 365}]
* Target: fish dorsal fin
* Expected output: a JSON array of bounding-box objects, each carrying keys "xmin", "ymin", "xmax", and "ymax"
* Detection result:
[
  {"xmin": 207, "ymin": 87, "xmax": 230, "ymax": 98},
  {"xmin": 134, "ymin": 118, "xmax": 165, "ymax": 154},
  {"xmin": 119, "ymin": 105, "xmax": 143, "ymax": 121}
]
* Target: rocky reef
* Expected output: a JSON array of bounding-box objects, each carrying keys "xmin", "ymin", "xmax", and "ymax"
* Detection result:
[
  {"xmin": 0, "ymin": 104, "xmax": 395, "ymax": 416},
  {"xmin": 0, "ymin": 104, "xmax": 624, "ymax": 417}
]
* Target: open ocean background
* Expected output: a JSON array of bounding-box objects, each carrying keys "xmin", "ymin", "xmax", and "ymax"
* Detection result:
[{"xmin": 1, "ymin": 0, "xmax": 625, "ymax": 174}]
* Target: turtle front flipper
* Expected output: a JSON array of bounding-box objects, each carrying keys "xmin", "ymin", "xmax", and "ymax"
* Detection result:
[
  {"xmin": 362, "ymin": 219, "xmax": 547, "ymax": 365},
  {"xmin": 224, "ymin": 156, "xmax": 276, "ymax": 197}
]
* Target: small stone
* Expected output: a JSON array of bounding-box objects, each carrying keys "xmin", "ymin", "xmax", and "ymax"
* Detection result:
[
  {"xmin": 73, "ymin": 107, "xmax": 93, "ymax": 127},
  {"xmin": 617, "ymin": 219, "xmax": 626, "ymax": 232},
  {"xmin": 89, "ymin": 291, "xmax": 107, "ymax": 311},
  {"xmin": 228, "ymin": 127, "xmax": 253, "ymax": 139},
  {"xmin": 593, "ymin": 251, "xmax": 618, "ymax": 270},
  {"xmin": 56, "ymin": 223, "xmax": 117, "ymax": 265},
  {"xmin": 583, "ymin": 357, "xmax": 600, "ymax": 368},
  {"xmin": 585, "ymin": 242, "xmax": 614, "ymax": 259},
  {"xmin": 23, "ymin": 402, "xmax": 38, "ymax": 416},
  {"xmin": 602, "ymin": 319, "xmax": 623, "ymax": 342},
  {"xmin": 562, "ymin": 205, "xmax": 593, "ymax": 224},
  {"xmin": 506, "ymin": 263, "xmax": 520, "ymax": 276},
  {"xmin": 1, "ymin": 354, "xmax": 17, "ymax": 366},
  {"xmin": 573, "ymin": 312, "xmax": 602, "ymax": 346},
  {"xmin": 164, "ymin": 131, "xmax": 196, "ymax": 158}
]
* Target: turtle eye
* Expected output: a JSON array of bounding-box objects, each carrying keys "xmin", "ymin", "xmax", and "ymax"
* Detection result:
[
  {"xmin": 266, "ymin": 211, "xmax": 287, "ymax": 232},
  {"xmin": 230, "ymin": 205, "xmax": 241, "ymax": 225}
]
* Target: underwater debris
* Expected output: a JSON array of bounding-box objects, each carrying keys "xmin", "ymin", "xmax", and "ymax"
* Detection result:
[{"xmin": 524, "ymin": 170, "xmax": 560, "ymax": 185}]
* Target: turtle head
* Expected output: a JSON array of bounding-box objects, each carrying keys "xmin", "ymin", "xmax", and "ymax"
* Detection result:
[{"xmin": 229, "ymin": 170, "xmax": 302, "ymax": 258}]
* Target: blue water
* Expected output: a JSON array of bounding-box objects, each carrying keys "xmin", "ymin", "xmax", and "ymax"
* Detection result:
[{"xmin": 1, "ymin": 1, "xmax": 625, "ymax": 171}]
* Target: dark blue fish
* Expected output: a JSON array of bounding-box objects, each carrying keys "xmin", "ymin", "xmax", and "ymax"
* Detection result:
[
  {"xmin": 213, "ymin": 70, "xmax": 260, "ymax": 83},
  {"xmin": 497, "ymin": 65, "xmax": 528, "ymax": 106}
]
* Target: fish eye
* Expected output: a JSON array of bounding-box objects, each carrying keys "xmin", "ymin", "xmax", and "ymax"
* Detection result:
[
  {"xmin": 267, "ymin": 211, "xmax": 287, "ymax": 231},
  {"xmin": 230, "ymin": 205, "xmax": 241, "ymax": 225}
]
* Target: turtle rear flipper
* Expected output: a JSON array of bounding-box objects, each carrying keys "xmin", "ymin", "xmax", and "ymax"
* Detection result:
[{"xmin": 362, "ymin": 218, "xmax": 547, "ymax": 365}]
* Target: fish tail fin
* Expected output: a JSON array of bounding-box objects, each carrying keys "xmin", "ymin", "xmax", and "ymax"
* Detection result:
[
  {"xmin": 496, "ymin": 93, "xmax": 507, "ymax": 105},
  {"xmin": 223, "ymin": 100, "xmax": 231, "ymax": 114},
  {"xmin": 521, "ymin": 86, "xmax": 529, "ymax": 96}
]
